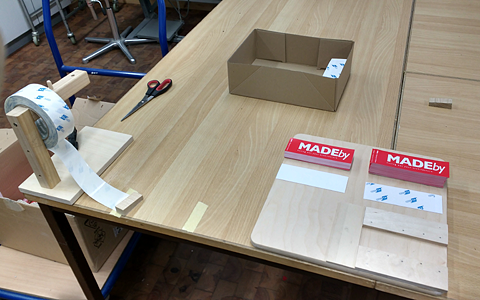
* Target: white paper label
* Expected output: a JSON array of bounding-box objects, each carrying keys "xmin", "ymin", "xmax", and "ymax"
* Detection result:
[{"xmin": 276, "ymin": 163, "xmax": 348, "ymax": 193}]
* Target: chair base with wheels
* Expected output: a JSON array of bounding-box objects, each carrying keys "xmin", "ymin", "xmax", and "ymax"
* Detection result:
[{"xmin": 83, "ymin": 0, "xmax": 156, "ymax": 64}]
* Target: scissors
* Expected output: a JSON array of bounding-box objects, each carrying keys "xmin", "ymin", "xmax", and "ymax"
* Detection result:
[{"xmin": 121, "ymin": 78, "xmax": 172, "ymax": 122}]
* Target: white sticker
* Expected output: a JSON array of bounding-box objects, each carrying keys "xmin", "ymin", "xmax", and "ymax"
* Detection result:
[
  {"xmin": 323, "ymin": 58, "xmax": 347, "ymax": 78},
  {"xmin": 276, "ymin": 163, "xmax": 348, "ymax": 193},
  {"xmin": 363, "ymin": 182, "xmax": 443, "ymax": 214}
]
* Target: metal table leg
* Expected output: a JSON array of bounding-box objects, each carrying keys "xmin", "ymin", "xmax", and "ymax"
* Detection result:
[{"xmin": 39, "ymin": 204, "xmax": 104, "ymax": 300}]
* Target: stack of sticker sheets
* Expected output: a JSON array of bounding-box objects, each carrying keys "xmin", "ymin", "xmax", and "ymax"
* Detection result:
[{"xmin": 369, "ymin": 149, "xmax": 449, "ymax": 188}]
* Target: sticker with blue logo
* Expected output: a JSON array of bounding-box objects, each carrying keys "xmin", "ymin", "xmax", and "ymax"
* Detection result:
[
  {"xmin": 323, "ymin": 58, "xmax": 347, "ymax": 79},
  {"xmin": 363, "ymin": 182, "xmax": 443, "ymax": 214}
]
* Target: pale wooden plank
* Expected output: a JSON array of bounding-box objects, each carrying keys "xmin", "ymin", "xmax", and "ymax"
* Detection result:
[
  {"xmin": 326, "ymin": 203, "xmax": 365, "ymax": 268},
  {"xmin": 115, "ymin": 192, "xmax": 143, "ymax": 215},
  {"xmin": 50, "ymin": 70, "xmax": 90, "ymax": 101},
  {"xmin": 6, "ymin": 107, "xmax": 61, "ymax": 189},
  {"xmin": 396, "ymin": 73, "xmax": 480, "ymax": 300},
  {"xmin": 363, "ymin": 207, "xmax": 448, "ymax": 245},
  {"xmin": 407, "ymin": 0, "xmax": 480, "ymax": 81},
  {"xmin": 19, "ymin": 126, "xmax": 133, "ymax": 205},
  {"xmin": 356, "ymin": 245, "xmax": 448, "ymax": 292}
]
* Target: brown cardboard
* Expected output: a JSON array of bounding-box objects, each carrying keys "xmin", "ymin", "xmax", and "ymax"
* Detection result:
[
  {"xmin": 228, "ymin": 29, "xmax": 354, "ymax": 111},
  {"xmin": 0, "ymin": 99, "xmax": 126, "ymax": 272},
  {"xmin": 0, "ymin": 197, "xmax": 128, "ymax": 272}
]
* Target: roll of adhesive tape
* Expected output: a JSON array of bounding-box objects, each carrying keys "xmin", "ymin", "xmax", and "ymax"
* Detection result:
[{"xmin": 4, "ymin": 84, "xmax": 128, "ymax": 210}]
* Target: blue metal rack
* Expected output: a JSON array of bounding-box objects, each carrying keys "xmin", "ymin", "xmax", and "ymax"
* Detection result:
[
  {"xmin": 41, "ymin": 0, "xmax": 170, "ymax": 104},
  {"xmin": 0, "ymin": 232, "xmax": 142, "ymax": 300}
]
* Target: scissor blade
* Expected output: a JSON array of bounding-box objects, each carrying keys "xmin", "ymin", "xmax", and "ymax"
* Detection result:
[{"xmin": 121, "ymin": 96, "xmax": 151, "ymax": 122}]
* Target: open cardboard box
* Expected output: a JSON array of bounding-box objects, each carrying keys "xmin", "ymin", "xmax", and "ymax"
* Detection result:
[
  {"xmin": 228, "ymin": 29, "xmax": 354, "ymax": 111},
  {"xmin": 0, "ymin": 99, "xmax": 124, "ymax": 272}
]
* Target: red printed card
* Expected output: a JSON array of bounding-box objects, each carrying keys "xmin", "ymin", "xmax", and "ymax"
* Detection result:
[
  {"xmin": 285, "ymin": 138, "xmax": 355, "ymax": 169},
  {"xmin": 369, "ymin": 149, "xmax": 449, "ymax": 178}
]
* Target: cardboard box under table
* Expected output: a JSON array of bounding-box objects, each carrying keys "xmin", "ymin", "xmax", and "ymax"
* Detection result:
[
  {"xmin": 0, "ymin": 102, "xmax": 127, "ymax": 273},
  {"xmin": 228, "ymin": 29, "xmax": 354, "ymax": 111}
]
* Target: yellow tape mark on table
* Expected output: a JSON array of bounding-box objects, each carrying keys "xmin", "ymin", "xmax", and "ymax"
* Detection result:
[{"xmin": 182, "ymin": 202, "xmax": 208, "ymax": 232}]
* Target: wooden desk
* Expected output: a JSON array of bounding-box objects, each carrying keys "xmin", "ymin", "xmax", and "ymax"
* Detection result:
[
  {"xmin": 394, "ymin": 73, "xmax": 480, "ymax": 300},
  {"xmin": 407, "ymin": 0, "xmax": 480, "ymax": 81},
  {"xmin": 24, "ymin": 0, "xmax": 436, "ymax": 299}
]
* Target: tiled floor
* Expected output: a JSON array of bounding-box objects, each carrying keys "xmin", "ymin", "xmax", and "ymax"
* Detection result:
[
  {"xmin": 0, "ymin": 2, "xmax": 212, "ymax": 129},
  {"xmin": 109, "ymin": 234, "xmax": 407, "ymax": 300},
  {"xmin": 1, "ymin": 3, "xmax": 410, "ymax": 300}
]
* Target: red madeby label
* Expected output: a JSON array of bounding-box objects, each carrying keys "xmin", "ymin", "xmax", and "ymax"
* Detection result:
[
  {"xmin": 370, "ymin": 149, "xmax": 449, "ymax": 178},
  {"xmin": 285, "ymin": 138, "xmax": 354, "ymax": 163}
]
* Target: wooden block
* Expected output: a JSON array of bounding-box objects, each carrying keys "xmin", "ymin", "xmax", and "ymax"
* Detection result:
[
  {"xmin": 19, "ymin": 126, "xmax": 133, "ymax": 205},
  {"xmin": 6, "ymin": 106, "xmax": 60, "ymax": 189},
  {"xmin": 363, "ymin": 207, "xmax": 448, "ymax": 245},
  {"xmin": 51, "ymin": 70, "xmax": 90, "ymax": 101},
  {"xmin": 115, "ymin": 192, "xmax": 143, "ymax": 215},
  {"xmin": 356, "ymin": 245, "xmax": 448, "ymax": 291},
  {"xmin": 429, "ymin": 98, "xmax": 452, "ymax": 109},
  {"xmin": 326, "ymin": 203, "xmax": 365, "ymax": 268}
]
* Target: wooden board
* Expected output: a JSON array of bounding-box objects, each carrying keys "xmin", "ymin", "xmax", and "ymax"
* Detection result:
[
  {"xmin": 326, "ymin": 203, "xmax": 365, "ymax": 268},
  {"xmin": 0, "ymin": 231, "xmax": 133, "ymax": 300},
  {"xmin": 251, "ymin": 134, "xmax": 448, "ymax": 293},
  {"xmin": 356, "ymin": 245, "xmax": 448, "ymax": 292},
  {"xmin": 19, "ymin": 126, "xmax": 133, "ymax": 205},
  {"xmin": 407, "ymin": 0, "xmax": 480, "ymax": 81},
  {"xmin": 396, "ymin": 73, "xmax": 480, "ymax": 300},
  {"xmin": 363, "ymin": 207, "xmax": 448, "ymax": 245}
]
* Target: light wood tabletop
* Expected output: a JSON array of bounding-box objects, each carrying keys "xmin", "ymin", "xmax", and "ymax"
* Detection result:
[
  {"xmin": 395, "ymin": 73, "xmax": 480, "ymax": 300},
  {"xmin": 25, "ymin": 0, "xmax": 475, "ymax": 299},
  {"xmin": 407, "ymin": 0, "xmax": 480, "ymax": 81}
]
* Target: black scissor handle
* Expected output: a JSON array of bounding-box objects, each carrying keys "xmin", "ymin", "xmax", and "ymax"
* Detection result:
[{"xmin": 151, "ymin": 79, "xmax": 172, "ymax": 98}]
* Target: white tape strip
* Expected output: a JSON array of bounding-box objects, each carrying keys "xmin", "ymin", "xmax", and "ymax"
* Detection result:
[
  {"xmin": 4, "ymin": 84, "xmax": 128, "ymax": 210},
  {"xmin": 276, "ymin": 163, "xmax": 348, "ymax": 193}
]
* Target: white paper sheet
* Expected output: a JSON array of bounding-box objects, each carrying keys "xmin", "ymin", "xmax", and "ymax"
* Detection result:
[{"xmin": 276, "ymin": 163, "xmax": 348, "ymax": 193}]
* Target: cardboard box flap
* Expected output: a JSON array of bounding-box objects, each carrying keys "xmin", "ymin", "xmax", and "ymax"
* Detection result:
[
  {"xmin": 0, "ymin": 199, "xmax": 68, "ymax": 264},
  {"xmin": 256, "ymin": 30, "xmax": 286, "ymax": 62},
  {"xmin": 286, "ymin": 34, "xmax": 320, "ymax": 67},
  {"xmin": 228, "ymin": 30, "xmax": 257, "ymax": 64},
  {"xmin": 304, "ymin": 73, "xmax": 337, "ymax": 109},
  {"xmin": 335, "ymin": 45, "xmax": 354, "ymax": 108},
  {"xmin": 317, "ymin": 39, "xmax": 354, "ymax": 69},
  {"xmin": 230, "ymin": 66, "xmax": 335, "ymax": 111},
  {"xmin": 228, "ymin": 63, "xmax": 262, "ymax": 92}
]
